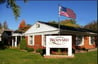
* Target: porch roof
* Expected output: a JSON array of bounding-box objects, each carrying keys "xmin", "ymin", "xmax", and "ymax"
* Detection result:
[{"xmin": 12, "ymin": 33, "xmax": 23, "ymax": 36}]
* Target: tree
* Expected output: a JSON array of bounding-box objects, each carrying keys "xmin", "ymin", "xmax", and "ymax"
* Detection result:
[
  {"xmin": 18, "ymin": 20, "xmax": 31, "ymax": 32},
  {"xmin": 0, "ymin": 0, "xmax": 28, "ymax": 20},
  {"xmin": 84, "ymin": 20, "xmax": 97, "ymax": 31},
  {"xmin": 60, "ymin": 19, "xmax": 80, "ymax": 28},
  {"xmin": 0, "ymin": 22, "xmax": 2, "ymax": 29},
  {"xmin": 48, "ymin": 21, "xmax": 57, "ymax": 24},
  {"xmin": 48, "ymin": 19, "xmax": 81, "ymax": 28},
  {"xmin": 3, "ymin": 21, "xmax": 8, "ymax": 29},
  {"xmin": 20, "ymin": 37, "xmax": 27, "ymax": 50},
  {"xmin": 18, "ymin": 20, "xmax": 26, "ymax": 29}
]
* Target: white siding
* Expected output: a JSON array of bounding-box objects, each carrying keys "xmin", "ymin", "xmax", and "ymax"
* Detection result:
[{"xmin": 25, "ymin": 22, "xmax": 58, "ymax": 34}]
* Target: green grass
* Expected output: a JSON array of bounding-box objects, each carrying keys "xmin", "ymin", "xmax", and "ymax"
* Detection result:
[{"xmin": 0, "ymin": 49, "xmax": 97, "ymax": 64}]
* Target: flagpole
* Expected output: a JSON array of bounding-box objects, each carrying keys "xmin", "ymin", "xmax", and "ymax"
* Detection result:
[{"xmin": 58, "ymin": 4, "xmax": 60, "ymax": 36}]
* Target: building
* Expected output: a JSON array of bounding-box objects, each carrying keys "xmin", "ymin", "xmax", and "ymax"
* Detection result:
[
  {"xmin": 24, "ymin": 21, "xmax": 97, "ymax": 50},
  {"xmin": 0, "ymin": 29, "xmax": 13, "ymax": 48},
  {"xmin": 0, "ymin": 29, "xmax": 23, "ymax": 48}
]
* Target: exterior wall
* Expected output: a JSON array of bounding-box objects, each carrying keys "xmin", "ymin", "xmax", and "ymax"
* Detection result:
[
  {"xmin": 26, "ymin": 35, "xmax": 96, "ymax": 50},
  {"xmin": 25, "ymin": 22, "xmax": 58, "ymax": 34},
  {"xmin": 33, "ymin": 35, "xmax": 44, "ymax": 50},
  {"xmin": 95, "ymin": 36, "xmax": 98, "ymax": 47},
  {"xmin": 25, "ymin": 35, "xmax": 44, "ymax": 50},
  {"xmin": 83, "ymin": 36, "xmax": 96, "ymax": 49},
  {"xmin": 77, "ymin": 36, "xmax": 96, "ymax": 49},
  {"xmin": 72, "ymin": 35, "xmax": 76, "ymax": 49},
  {"xmin": 25, "ymin": 36, "xmax": 28, "ymax": 47}
]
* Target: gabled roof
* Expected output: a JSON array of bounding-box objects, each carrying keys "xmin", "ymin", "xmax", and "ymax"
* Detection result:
[{"xmin": 38, "ymin": 21, "xmax": 97, "ymax": 34}]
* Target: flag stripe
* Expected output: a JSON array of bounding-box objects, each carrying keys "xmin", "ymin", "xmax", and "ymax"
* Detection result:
[{"xmin": 59, "ymin": 6, "xmax": 76, "ymax": 19}]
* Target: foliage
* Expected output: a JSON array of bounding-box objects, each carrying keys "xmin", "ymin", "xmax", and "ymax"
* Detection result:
[
  {"xmin": 19, "ymin": 20, "xmax": 26, "ymax": 29},
  {"xmin": 61, "ymin": 19, "xmax": 76, "ymax": 24},
  {"xmin": 3, "ymin": 21, "xmax": 8, "ymax": 29},
  {"xmin": 0, "ymin": 21, "xmax": 9, "ymax": 29},
  {"xmin": 48, "ymin": 19, "xmax": 81, "ymax": 28},
  {"xmin": 84, "ymin": 20, "xmax": 97, "ymax": 31},
  {"xmin": 48, "ymin": 21, "xmax": 57, "ymax": 24},
  {"xmin": 57, "ymin": 48, "xmax": 61, "ymax": 53},
  {"xmin": 0, "ymin": 22, "xmax": 2, "ymax": 29},
  {"xmin": 20, "ymin": 37, "xmax": 27, "ymax": 50},
  {"xmin": 36, "ymin": 48, "xmax": 43, "ymax": 54},
  {"xmin": 0, "ymin": 41, "xmax": 6, "ymax": 49},
  {"xmin": 26, "ymin": 47, "xmax": 34, "ymax": 52},
  {"xmin": 60, "ymin": 19, "xmax": 80, "ymax": 28},
  {"xmin": 0, "ymin": 0, "xmax": 28, "ymax": 20},
  {"xmin": 18, "ymin": 20, "xmax": 31, "ymax": 32}
]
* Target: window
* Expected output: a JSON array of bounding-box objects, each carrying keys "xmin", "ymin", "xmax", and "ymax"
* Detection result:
[
  {"xmin": 36, "ymin": 24, "xmax": 40, "ymax": 28},
  {"xmin": 76, "ymin": 36, "xmax": 83, "ymax": 46},
  {"xmin": 90, "ymin": 36, "xmax": 95, "ymax": 45},
  {"xmin": 29, "ymin": 36, "xmax": 33, "ymax": 45}
]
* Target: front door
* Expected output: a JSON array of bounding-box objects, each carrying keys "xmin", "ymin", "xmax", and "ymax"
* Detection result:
[{"xmin": 34, "ymin": 35, "xmax": 42, "ymax": 49}]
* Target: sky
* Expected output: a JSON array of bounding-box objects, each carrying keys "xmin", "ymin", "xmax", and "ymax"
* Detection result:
[{"xmin": 0, "ymin": 1, "xmax": 97, "ymax": 30}]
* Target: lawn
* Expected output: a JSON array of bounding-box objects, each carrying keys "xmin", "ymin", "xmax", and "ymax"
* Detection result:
[{"xmin": 0, "ymin": 48, "xmax": 97, "ymax": 64}]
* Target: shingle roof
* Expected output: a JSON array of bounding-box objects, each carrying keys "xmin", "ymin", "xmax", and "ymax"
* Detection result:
[
  {"xmin": 38, "ymin": 21, "xmax": 97, "ymax": 33},
  {"xmin": 0, "ymin": 29, "xmax": 13, "ymax": 34}
]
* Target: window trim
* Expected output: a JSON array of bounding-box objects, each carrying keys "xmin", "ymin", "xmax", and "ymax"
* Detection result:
[
  {"xmin": 42, "ymin": 35, "xmax": 46, "ymax": 47},
  {"xmin": 28, "ymin": 35, "xmax": 34, "ymax": 45},
  {"xmin": 76, "ymin": 36, "xmax": 84, "ymax": 46},
  {"xmin": 89, "ymin": 36, "xmax": 95, "ymax": 45}
]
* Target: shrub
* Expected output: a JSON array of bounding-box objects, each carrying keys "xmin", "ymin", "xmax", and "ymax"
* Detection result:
[
  {"xmin": 57, "ymin": 49, "xmax": 61, "ymax": 53},
  {"xmin": 36, "ymin": 48, "xmax": 43, "ymax": 54},
  {"xmin": 20, "ymin": 38, "xmax": 27, "ymax": 50},
  {"xmin": 0, "ymin": 41, "xmax": 5, "ymax": 49},
  {"xmin": 26, "ymin": 47, "xmax": 34, "ymax": 52}
]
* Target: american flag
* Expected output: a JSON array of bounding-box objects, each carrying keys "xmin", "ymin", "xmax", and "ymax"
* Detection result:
[{"xmin": 59, "ymin": 6, "xmax": 76, "ymax": 19}]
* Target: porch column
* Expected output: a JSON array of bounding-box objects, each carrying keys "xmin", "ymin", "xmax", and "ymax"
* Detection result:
[
  {"xmin": 33, "ymin": 35, "xmax": 34, "ymax": 45},
  {"xmin": 12, "ymin": 38, "xmax": 14, "ymax": 47},
  {"xmin": 42, "ymin": 34, "xmax": 45, "ymax": 46},
  {"xmin": 15, "ymin": 36, "xmax": 17, "ymax": 47},
  {"xmin": 46, "ymin": 47, "xmax": 50, "ymax": 55},
  {"xmin": 20, "ymin": 36, "xmax": 23, "ymax": 41},
  {"xmin": 68, "ymin": 36, "xmax": 72, "ymax": 56},
  {"xmin": 68, "ymin": 47, "xmax": 72, "ymax": 56}
]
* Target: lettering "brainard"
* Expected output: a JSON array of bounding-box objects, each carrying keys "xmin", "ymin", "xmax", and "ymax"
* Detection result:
[{"xmin": 50, "ymin": 37, "xmax": 69, "ymax": 42}]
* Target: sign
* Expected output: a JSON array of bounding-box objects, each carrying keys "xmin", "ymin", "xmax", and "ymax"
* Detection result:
[
  {"xmin": 46, "ymin": 36, "xmax": 71, "ymax": 47},
  {"xmin": 46, "ymin": 36, "xmax": 72, "ymax": 56}
]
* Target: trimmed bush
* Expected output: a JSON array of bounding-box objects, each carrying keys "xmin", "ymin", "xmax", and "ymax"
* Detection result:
[
  {"xmin": 20, "ymin": 38, "xmax": 27, "ymax": 50},
  {"xmin": 36, "ymin": 48, "xmax": 43, "ymax": 54},
  {"xmin": 26, "ymin": 47, "xmax": 34, "ymax": 52}
]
